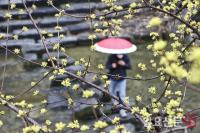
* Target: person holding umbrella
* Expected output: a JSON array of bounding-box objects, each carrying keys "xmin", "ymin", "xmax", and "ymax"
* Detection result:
[
  {"xmin": 94, "ymin": 37, "xmax": 137, "ymax": 118},
  {"xmin": 106, "ymin": 54, "xmax": 131, "ymax": 117}
]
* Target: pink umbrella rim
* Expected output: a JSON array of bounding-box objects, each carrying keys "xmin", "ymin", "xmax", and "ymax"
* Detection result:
[{"xmin": 94, "ymin": 43, "xmax": 137, "ymax": 54}]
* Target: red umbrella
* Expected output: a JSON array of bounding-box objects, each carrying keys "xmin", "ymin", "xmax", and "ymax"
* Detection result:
[{"xmin": 94, "ymin": 38, "xmax": 137, "ymax": 54}]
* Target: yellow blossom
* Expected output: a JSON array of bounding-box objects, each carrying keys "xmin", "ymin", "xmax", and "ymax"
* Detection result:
[
  {"xmin": 67, "ymin": 120, "xmax": 79, "ymax": 129},
  {"xmin": 33, "ymin": 90, "xmax": 39, "ymax": 96},
  {"xmin": 40, "ymin": 108, "xmax": 47, "ymax": 114},
  {"xmin": 90, "ymin": 14, "xmax": 96, "ymax": 19},
  {"xmin": 41, "ymin": 62, "xmax": 47, "ymax": 67},
  {"xmin": 4, "ymin": 12, "xmax": 12, "ymax": 19},
  {"xmin": 148, "ymin": 86, "xmax": 157, "ymax": 94},
  {"xmin": 55, "ymin": 122, "xmax": 66, "ymax": 131},
  {"xmin": 65, "ymin": 4, "xmax": 70, "ymax": 8},
  {"xmin": 98, "ymin": 64, "xmax": 104, "ymax": 69},
  {"xmin": 10, "ymin": 3, "xmax": 16, "ymax": 9},
  {"xmin": 0, "ymin": 120, "xmax": 3, "ymax": 127},
  {"xmin": 88, "ymin": 34, "xmax": 96, "ymax": 40},
  {"xmin": 94, "ymin": 120, "xmax": 108, "ymax": 130},
  {"xmin": 147, "ymin": 17, "xmax": 162, "ymax": 27},
  {"xmin": 31, "ymin": 82, "xmax": 36, "ymax": 87},
  {"xmin": 17, "ymin": 110, "xmax": 26, "ymax": 117},
  {"xmin": 22, "ymin": 26, "xmax": 29, "ymax": 32},
  {"xmin": 55, "ymin": 26, "xmax": 62, "ymax": 31},
  {"xmin": 61, "ymin": 59, "xmax": 68, "ymax": 66},
  {"xmin": 80, "ymin": 125, "xmax": 89, "ymax": 131},
  {"xmin": 112, "ymin": 117, "xmax": 120, "ymax": 124},
  {"xmin": 61, "ymin": 78, "xmax": 71, "ymax": 87},
  {"xmin": 58, "ymin": 68, "xmax": 66, "ymax": 75},
  {"xmin": 68, "ymin": 98, "xmax": 73, "ymax": 105},
  {"xmin": 82, "ymin": 90, "xmax": 94, "ymax": 98},
  {"xmin": 14, "ymin": 48, "xmax": 20, "ymax": 54},
  {"xmin": 153, "ymin": 40, "xmax": 167, "ymax": 51},
  {"xmin": 45, "ymin": 120, "xmax": 52, "ymax": 125},
  {"xmin": 131, "ymin": 107, "xmax": 139, "ymax": 114},
  {"xmin": 136, "ymin": 95, "xmax": 142, "ymax": 102},
  {"xmin": 72, "ymin": 84, "xmax": 80, "ymax": 91}
]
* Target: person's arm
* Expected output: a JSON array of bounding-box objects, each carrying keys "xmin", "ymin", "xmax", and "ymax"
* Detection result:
[
  {"xmin": 117, "ymin": 55, "xmax": 131, "ymax": 69},
  {"xmin": 124, "ymin": 56, "xmax": 131, "ymax": 69},
  {"xmin": 106, "ymin": 55, "xmax": 117, "ymax": 69}
]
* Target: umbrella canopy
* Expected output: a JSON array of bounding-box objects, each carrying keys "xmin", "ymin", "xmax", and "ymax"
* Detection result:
[{"xmin": 94, "ymin": 38, "xmax": 137, "ymax": 54}]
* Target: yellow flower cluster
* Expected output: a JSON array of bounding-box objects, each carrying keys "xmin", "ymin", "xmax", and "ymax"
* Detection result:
[
  {"xmin": 138, "ymin": 63, "xmax": 147, "ymax": 71},
  {"xmin": 82, "ymin": 90, "xmax": 94, "ymax": 98},
  {"xmin": 148, "ymin": 86, "xmax": 157, "ymax": 94},
  {"xmin": 112, "ymin": 116, "xmax": 120, "ymax": 124},
  {"xmin": 94, "ymin": 120, "xmax": 108, "ymax": 130},
  {"xmin": 0, "ymin": 120, "xmax": 3, "ymax": 127},
  {"xmin": 22, "ymin": 26, "xmax": 29, "ymax": 32},
  {"xmin": 160, "ymin": 51, "xmax": 187, "ymax": 79},
  {"xmin": 80, "ymin": 125, "xmax": 89, "ymax": 131},
  {"xmin": 110, "ymin": 125, "xmax": 131, "ymax": 133},
  {"xmin": 55, "ymin": 122, "xmax": 66, "ymax": 131},
  {"xmin": 153, "ymin": 40, "xmax": 167, "ymax": 51},
  {"xmin": 23, "ymin": 125, "xmax": 41, "ymax": 133},
  {"xmin": 67, "ymin": 120, "xmax": 79, "ymax": 129},
  {"xmin": 17, "ymin": 110, "xmax": 26, "ymax": 117},
  {"xmin": 147, "ymin": 17, "xmax": 162, "ymax": 28},
  {"xmin": 14, "ymin": 48, "xmax": 20, "ymax": 54},
  {"xmin": 41, "ymin": 62, "xmax": 47, "ymax": 67},
  {"xmin": 131, "ymin": 106, "xmax": 139, "ymax": 114},
  {"xmin": 97, "ymin": 64, "xmax": 104, "ymax": 69},
  {"xmin": 61, "ymin": 78, "xmax": 71, "ymax": 87},
  {"xmin": 187, "ymin": 47, "xmax": 200, "ymax": 83},
  {"xmin": 58, "ymin": 68, "xmax": 66, "ymax": 75},
  {"xmin": 72, "ymin": 84, "xmax": 80, "ymax": 91}
]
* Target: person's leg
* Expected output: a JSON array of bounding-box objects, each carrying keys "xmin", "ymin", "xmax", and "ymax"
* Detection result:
[
  {"xmin": 118, "ymin": 79, "xmax": 126, "ymax": 103},
  {"xmin": 109, "ymin": 79, "xmax": 117, "ymax": 105},
  {"xmin": 116, "ymin": 79, "xmax": 127, "ymax": 117}
]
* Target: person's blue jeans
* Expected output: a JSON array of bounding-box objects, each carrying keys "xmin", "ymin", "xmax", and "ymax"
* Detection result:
[{"xmin": 109, "ymin": 79, "xmax": 126, "ymax": 104}]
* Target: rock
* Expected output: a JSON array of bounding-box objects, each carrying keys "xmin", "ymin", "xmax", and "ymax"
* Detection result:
[
  {"xmin": 23, "ymin": 53, "xmax": 40, "ymax": 70},
  {"xmin": 80, "ymin": 74, "xmax": 103, "ymax": 98},
  {"xmin": 32, "ymin": 7, "xmax": 57, "ymax": 17},
  {"xmin": 24, "ymin": 53, "xmax": 38, "ymax": 61},
  {"xmin": 65, "ymin": 3, "xmax": 96, "ymax": 13},
  {"xmin": 192, "ymin": 10, "xmax": 200, "ymax": 21},
  {"xmin": 43, "ymin": 36, "xmax": 78, "ymax": 47},
  {"xmin": 50, "ymin": 65, "xmax": 84, "ymax": 87},
  {"xmin": 22, "ymin": 43, "xmax": 53, "ymax": 57},
  {"xmin": 77, "ymin": 32, "xmax": 105, "ymax": 45},
  {"xmin": 50, "ymin": 75, "xmax": 69, "ymax": 87},
  {"xmin": 0, "ymin": 19, "xmax": 38, "ymax": 30},
  {"xmin": 0, "ymin": 13, "xmax": 4, "ymax": 21},
  {"xmin": 14, "ymin": 27, "xmax": 68, "ymax": 40},
  {"xmin": 65, "ymin": 64, "xmax": 85, "ymax": 73},
  {"xmin": 105, "ymin": 123, "xmax": 136, "ymax": 133},
  {"xmin": 117, "ymin": 0, "xmax": 133, "ymax": 8},
  {"xmin": 47, "ymin": 86, "xmax": 68, "ymax": 109},
  {"xmin": 0, "ymin": 9, "xmax": 28, "ymax": 20},
  {"xmin": 74, "ymin": 98, "xmax": 100, "ymax": 120},
  {"xmin": 0, "ymin": 39, "xmax": 35, "ymax": 49},
  {"xmin": 0, "ymin": 0, "xmax": 22, "ymax": 7},
  {"xmin": 13, "ymin": 29, "xmax": 39, "ymax": 40},
  {"xmin": 42, "ymin": 51, "xmax": 66, "ymax": 60},
  {"xmin": 39, "ymin": 16, "xmax": 84, "ymax": 27},
  {"xmin": 68, "ymin": 22, "xmax": 90, "ymax": 34},
  {"xmin": 0, "ymin": 0, "xmax": 69, "ymax": 9}
]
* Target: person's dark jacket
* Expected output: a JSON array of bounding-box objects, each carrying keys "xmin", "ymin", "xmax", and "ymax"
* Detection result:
[{"xmin": 106, "ymin": 54, "xmax": 131, "ymax": 80}]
